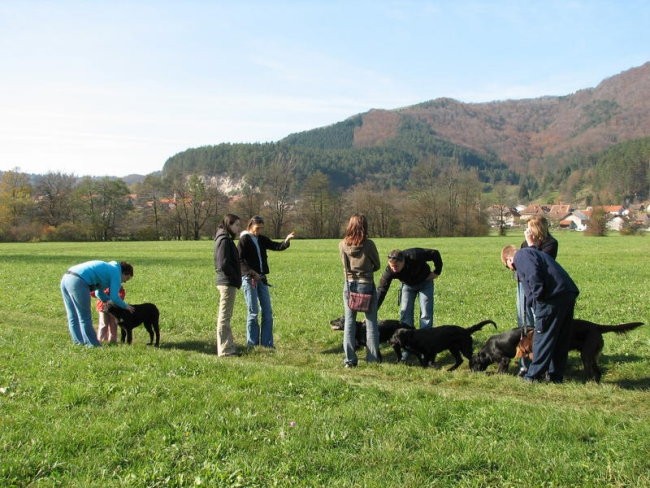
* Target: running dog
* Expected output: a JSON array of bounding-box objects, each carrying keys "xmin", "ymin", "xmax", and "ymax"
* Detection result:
[
  {"xmin": 107, "ymin": 303, "xmax": 160, "ymax": 347},
  {"xmin": 389, "ymin": 320, "xmax": 497, "ymax": 370}
]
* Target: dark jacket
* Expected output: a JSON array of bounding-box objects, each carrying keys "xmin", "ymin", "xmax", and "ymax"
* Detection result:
[
  {"xmin": 238, "ymin": 231, "xmax": 290, "ymax": 276},
  {"xmin": 520, "ymin": 233, "xmax": 558, "ymax": 259},
  {"xmin": 514, "ymin": 247, "xmax": 579, "ymax": 312},
  {"xmin": 214, "ymin": 228, "xmax": 242, "ymax": 288},
  {"xmin": 376, "ymin": 248, "xmax": 443, "ymax": 307}
]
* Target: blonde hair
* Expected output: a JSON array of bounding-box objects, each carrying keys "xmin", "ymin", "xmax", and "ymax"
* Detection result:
[
  {"xmin": 526, "ymin": 216, "xmax": 549, "ymax": 245},
  {"xmin": 501, "ymin": 245, "xmax": 517, "ymax": 267}
]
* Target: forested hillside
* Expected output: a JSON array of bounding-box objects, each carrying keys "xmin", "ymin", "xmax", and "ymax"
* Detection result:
[
  {"xmin": 1, "ymin": 64, "xmax": 648, "ymax": 242},
  {"xmin": 163, "ymin": 62, "xmax": 650, "ymax": 202}
]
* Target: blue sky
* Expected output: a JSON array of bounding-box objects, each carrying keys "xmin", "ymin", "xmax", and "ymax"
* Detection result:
[{"xmin": 1, "ymin": 0, "xmax": 649, "ymax": 177}]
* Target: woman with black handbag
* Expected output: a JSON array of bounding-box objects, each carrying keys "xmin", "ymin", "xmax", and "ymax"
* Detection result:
[{"xmin": 339, "ymin": 214, "xmax": 381, "ymax": 367}]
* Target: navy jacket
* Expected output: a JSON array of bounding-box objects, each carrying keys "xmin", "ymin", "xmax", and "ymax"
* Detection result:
[{"xmin": 514, "ymin": 247, "xmax": 579, "ymax": 313}]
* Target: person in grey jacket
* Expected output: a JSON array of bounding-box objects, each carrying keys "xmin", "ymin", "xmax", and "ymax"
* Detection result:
[
  {"xmin": 339, "ymin": 213, "xmax": 381, "ymax": 367},
  {"xmin": 214, "ymin": 214, "xmax": 242, "ymax": 357}
]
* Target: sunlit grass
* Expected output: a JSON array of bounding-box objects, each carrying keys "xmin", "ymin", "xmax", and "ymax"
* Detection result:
[{"xmin": 0, "ymin": 233, "xmax": 648, "ymax": 486}]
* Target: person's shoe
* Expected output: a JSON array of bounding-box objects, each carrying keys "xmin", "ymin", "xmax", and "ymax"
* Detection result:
[
  {"xmin": 518, "ymin": 367, "xmax": 528, "ymax": 377},
  {"xmin": 344, "ymin": 362, "xmax": 357, "ymax": 368}
]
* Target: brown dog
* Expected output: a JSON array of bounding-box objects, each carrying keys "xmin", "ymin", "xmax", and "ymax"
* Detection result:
[{"xmin": 515, "ymin": 330, "xmax": 534, "ymax": 361}]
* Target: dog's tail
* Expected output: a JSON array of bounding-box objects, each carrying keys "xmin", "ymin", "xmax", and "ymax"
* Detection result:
[
  {"xmin": 466, "ymin": 320, "xmax": 498, "ymax": 335},
  {"xmin": 595, "ymin": 322, "xmax": 644, "ymax": 334}
]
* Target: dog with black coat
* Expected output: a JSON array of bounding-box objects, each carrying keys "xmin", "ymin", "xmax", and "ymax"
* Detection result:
[
  {"xmin": 107, "ymin": 303, "xmax": 160, "ymax": 347},
  {"xmin": 330, "ymin": 317, "xmax": 415, "ymax": 349},
  {"xmin": 469, "ymin": 327, "xmax": 530, "ymax": 374},
  {"xmin": 470, "ymin": 320, "xmax": 644, "ymax": 382},
  {"xmin": 389, "ymin": 319, "xmax": 497, "ymax": 370}
]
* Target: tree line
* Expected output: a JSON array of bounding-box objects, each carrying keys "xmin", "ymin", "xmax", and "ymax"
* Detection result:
[{"xmin": 0, "ymin": 158, "xmax": 491, "ymax": 242}]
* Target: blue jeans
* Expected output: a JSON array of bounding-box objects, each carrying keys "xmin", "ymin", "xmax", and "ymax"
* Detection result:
[
  {"xmin": 60, "ymin": 273, "xmax": 101, "ymax": 347},
  {"xmin": 343, "ymin": 282, "xmax": 380, "ymax": 366},
  {"xmin": 242, "ymin": 276, "xmax": 274, "ymax": 347},
  {"xmin": 516, "ymin": 281, "xmax": 535, "ymax": 370},
  {"xmin": 400, "ymin": 280, "xmax": 434, "ymax": 329},
  {"xmin": 516, "ymin": 281, "xmax": 534, "ymax": 328}
]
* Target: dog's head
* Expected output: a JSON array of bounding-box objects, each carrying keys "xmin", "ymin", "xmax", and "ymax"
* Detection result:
[
  {"xmin": 514, "ymin": 330, "xmax": 534, "ymax": 360},
  {"xmin": 388, "ymin": 328, "xmax": 413, "ymax": 347},
  {"xmin": 469, "ymin": 352, "xmax": 490, "ymax": 371},
  {"xmin": 330, "ymin": 317, "xmax": 345, "ymax": 331}
]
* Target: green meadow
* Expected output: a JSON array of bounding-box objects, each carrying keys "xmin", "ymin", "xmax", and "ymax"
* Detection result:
[{"xmin": 1, "ymin": 233, "xmax": 648, "ymax": 487}]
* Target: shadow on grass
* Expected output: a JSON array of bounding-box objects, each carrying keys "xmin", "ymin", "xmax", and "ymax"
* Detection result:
[
  {"xmin": 612, "ymin": 377, "xmax": 650, "ymax": 390},
  {"xmin": 160, "ymin": 340, "xmax": 216, "ymax": 355}
]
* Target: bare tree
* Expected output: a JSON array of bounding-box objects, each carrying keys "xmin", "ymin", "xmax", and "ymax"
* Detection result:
[{"xmin": 263, "ymin": 152, "xmax": 296, "ymax": 238}]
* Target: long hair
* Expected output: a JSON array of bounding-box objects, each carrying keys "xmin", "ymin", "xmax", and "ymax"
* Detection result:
[
  {"xmin": 219, "ymin": 213, "xmax": 240, "ymax": 238},
  {"xmin": 343, "ymin": 214, "xmax": 368, "ymax": 246}
]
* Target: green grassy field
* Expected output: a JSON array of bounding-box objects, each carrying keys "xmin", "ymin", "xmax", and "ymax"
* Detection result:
[{"xmin": 1, "ymin": 233, "xmax": 648, "ymax": 487}]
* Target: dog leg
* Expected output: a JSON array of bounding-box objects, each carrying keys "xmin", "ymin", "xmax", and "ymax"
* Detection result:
[
  {"xmin": 497, "ymin": 357, "xmax": 511, "ymax": 374},
  {"xmin": 447, "ymin": 349, "xmax": 463, "ymax": 371},
  {"xmin": 144, "ymin": 322, "xmax": 154, "ymax": 345},
  {"xmin": 392, "ymin": 344, "xmax": 403, "ymax": 362}
]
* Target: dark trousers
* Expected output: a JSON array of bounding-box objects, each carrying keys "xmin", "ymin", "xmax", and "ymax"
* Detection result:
[{"xmin": 525, "ymin": 293, "xmax": 577, "ymax": 383}]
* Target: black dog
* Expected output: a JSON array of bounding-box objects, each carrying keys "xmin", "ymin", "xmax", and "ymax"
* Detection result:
[
  {"xmin": 389, "ymin": 320, "xmax": 497, "ymax": 370},
  {"xmin": 107, "ymin": 303, "xmax": 160, "ymax": 347},
  {"xmin": 469, "ymin": 327, "xmax": 530, "ymax": 374},
  {"xmin": 470, "ymin": 320, "xmax": 644, "ymax": 382},
  {"xmin": 330, "ymin": 317, "xmax": 415, "ymax": 348}
]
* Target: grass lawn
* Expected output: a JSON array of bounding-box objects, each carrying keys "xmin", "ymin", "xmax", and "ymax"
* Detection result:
[{"xmin": 1, "ymin": 232, "xmax": 648, "ymax": 487}]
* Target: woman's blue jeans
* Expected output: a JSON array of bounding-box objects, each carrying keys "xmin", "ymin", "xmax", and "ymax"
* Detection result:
[
  {"xmin": 343, "ymin": 282, "xmax": 380, "ymax": 366},
  {"xmin": 242, "ymin": 276, "xmax": 274, "ymax": 347},
  {"xmin": 60, "ymin": 273, "xmax": 101, "ymax": 347}
]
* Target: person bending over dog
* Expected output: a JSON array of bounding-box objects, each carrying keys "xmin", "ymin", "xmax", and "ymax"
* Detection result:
[
  {"xmin": 376, "ymin": 248, "xmax": 443, "ymax": 330},
  {"xmin": 514, "ymin": 216, "xmax": 558, "ymax": 376},
  {"xmin": 501, "ymin": 245, "xmax": 579, "ymax": 383},
  {"xmin": 60, "ymin": 260, "xmax": 135, "ymax": 347}
]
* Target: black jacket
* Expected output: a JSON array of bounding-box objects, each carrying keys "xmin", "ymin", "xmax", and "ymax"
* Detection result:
[
  {"xmin": 238, "ymin": 231, "xmax": 290, "ymax": 276},
  {"xmin": 376, "ymin": 248, "xmax": 443, "ymax": 307},
  {"xmin": 520, "ymin": 233, "xmax": 558, "ymax": 259},
  {"xmin": 214, "ymin": 228, "xmax": 242, "ymax": 288}
]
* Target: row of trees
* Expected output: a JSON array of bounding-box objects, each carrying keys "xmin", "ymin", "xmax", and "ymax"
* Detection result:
[{"xmin": 0, "ymin": 158, "xmax": 492, "ymax": 242}]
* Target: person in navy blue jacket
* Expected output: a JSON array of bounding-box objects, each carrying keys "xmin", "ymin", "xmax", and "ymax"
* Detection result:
[{"xmin": 501, "ymin": 245, "xmax": 579, "ymax": 383}]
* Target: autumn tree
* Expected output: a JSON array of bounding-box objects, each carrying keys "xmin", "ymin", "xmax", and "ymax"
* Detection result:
[
  {"xmin": 34, "ymin": 172, "xmax": 77, "ymax": 227},
  {"xmin": 0, "ymin": 169, "xmax": 34, "ymax": 240}
]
